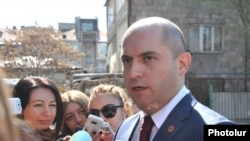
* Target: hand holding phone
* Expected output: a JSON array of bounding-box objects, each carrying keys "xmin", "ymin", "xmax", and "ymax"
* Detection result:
[
  {"xmin": 83, "ymin": 114, "xmax": 104, "ymax": 138},
  {"xmin": 101, "ymin": 122, "xmax": 115, "ymax": 134},
  {"xmin": 83, "ymin": 114, "xmax": 115, "ymax": 139}
]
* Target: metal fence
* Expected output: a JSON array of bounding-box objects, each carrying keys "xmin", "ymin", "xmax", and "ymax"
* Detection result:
[{"xmin": 186, "ymin": 72, "xmax": 250, "ymax": 124}]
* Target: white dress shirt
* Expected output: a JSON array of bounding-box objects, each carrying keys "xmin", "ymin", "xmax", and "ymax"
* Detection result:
[{"xmin": 130, "ymin": 85, "xmax": 190, "ymax": 141}]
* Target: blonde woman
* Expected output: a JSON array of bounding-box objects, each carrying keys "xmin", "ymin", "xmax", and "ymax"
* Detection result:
[{"xmin": 88, "ymin": 84, "xmax": 133, "ymax": 141}]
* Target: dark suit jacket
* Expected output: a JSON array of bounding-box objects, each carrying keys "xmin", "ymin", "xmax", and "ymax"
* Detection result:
[{"xmin": 113, "ymin": 93, "xmax": 235, "ymax": 141}]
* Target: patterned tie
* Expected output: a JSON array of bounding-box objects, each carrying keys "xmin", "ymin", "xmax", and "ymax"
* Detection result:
[{"xmin": 139, "ymin": 116, "xmax": 154, "ymax": 141}]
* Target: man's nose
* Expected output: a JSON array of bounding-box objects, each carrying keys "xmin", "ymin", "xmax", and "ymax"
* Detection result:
[{"xmin": 128, "ymin": 62, "xmax": 143, "ymax": 79}]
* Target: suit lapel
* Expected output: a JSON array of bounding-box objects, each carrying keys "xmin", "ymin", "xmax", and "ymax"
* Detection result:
[
  {"xmin": 153, "ymin": 94, "xmax": 196, "ymax": 141},
  {"xmin": 113, "ymin": 113, "xmax": 140, "ymax": 141}
]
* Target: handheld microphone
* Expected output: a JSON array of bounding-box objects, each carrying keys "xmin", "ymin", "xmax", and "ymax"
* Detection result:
[{"xmin": 69, "ymin": 130, "xmax": 92, "ymax": 141}]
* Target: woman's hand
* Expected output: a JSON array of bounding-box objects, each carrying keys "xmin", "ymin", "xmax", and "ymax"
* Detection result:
[
  {"xmin": 62, "ymin": 135, "xmax": 71, "ymax": 141},
  {"xmin": 92, "ymin": 132, "xmax": 114, "ymax": 141},
  {"xmin": 100, "ymin": 132, "xmax": 114, "ymax": 141}
]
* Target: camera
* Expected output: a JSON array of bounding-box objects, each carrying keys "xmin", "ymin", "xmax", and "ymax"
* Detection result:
[{"xmin": 8, "ymin": 98, "xmax": 22, "ymax": 115}]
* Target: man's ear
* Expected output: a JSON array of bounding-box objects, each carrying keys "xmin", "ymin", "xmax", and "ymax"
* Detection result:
[{"xmin": 178, "ymin": 52, "xmax": 191, "ymax": 76}]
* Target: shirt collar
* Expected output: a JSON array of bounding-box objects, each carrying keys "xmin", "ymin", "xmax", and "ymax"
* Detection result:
[{"xmin": 152, "ymin": 85, "xmax": 190, "ymax": 129}]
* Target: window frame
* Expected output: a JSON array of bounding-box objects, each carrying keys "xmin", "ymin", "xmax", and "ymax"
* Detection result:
[
  {"xmin": 81, "ymin": 22, "xmax": 94, "ymax": 32},
  {"xmin": 189, "ymin": 24, "xmax": 224, "ymax": 53},
  {"xmin": 107, "ymin": 0, "xmax": 115, "ymax": 27}
]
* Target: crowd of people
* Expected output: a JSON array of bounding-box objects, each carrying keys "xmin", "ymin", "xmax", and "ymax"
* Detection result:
[{"xmin": 0, "ymin": 16, "xmax": 235, "ymax": 141}]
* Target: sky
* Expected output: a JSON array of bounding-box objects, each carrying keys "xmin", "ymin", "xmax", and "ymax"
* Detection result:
[{"xmin": 0, "ymin": 0, "xmax": 107, "ymax": 32}]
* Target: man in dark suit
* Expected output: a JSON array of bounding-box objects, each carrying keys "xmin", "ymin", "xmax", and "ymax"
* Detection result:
[{"xmin": 113, "ymin": 17, "xmax": 235, "ymax": 141}]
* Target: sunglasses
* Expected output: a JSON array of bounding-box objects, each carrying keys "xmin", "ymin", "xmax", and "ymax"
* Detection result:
[{"xmin": 89, "ymin": 104, "xmax": 124, "ymax": 118}]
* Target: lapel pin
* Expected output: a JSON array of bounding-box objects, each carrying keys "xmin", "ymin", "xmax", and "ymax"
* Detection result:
[{"xmin": 167, "ymin": 125, "xmax": 174, "ymax": 133}]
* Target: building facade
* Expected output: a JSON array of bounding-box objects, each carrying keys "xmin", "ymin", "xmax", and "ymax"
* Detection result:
[
  {"xmin": 59, "ymin": 17, "xmax": 107, "ymax": 73},
  {"xmin": 104, "ymin": 0, "xmax": 250, "ymax": 124},
  {"xmin": 104, "ymin": 0, "xmax": 249, "ymax": 75}
]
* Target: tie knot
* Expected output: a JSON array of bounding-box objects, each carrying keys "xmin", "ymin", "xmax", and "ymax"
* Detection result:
[{"xmin": 143, "ymin": 116, "xmax": 153, "ymax": 125}]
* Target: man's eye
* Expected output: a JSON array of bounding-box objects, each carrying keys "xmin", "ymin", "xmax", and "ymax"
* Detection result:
[
  {"xmin": 122, "ymin": 57, "xmax": 131, "ymax": 64},
  {"xmin": 145, "ymin": 56, "xmax": 154, "ymax": 61}
]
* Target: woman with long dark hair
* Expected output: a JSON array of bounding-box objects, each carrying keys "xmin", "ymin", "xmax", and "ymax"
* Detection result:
[{"xmin": 13, "ymin": 76, "xmax": 63, "ymax": 141}]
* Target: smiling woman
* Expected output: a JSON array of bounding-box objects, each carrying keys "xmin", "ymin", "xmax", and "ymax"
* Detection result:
[{"xmin": 12, "ymin": 76, "xmax": 63, "ymax": 141}]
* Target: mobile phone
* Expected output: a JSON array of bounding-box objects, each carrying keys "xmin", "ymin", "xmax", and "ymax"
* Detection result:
[
  {"xmin": 8, "ymin": 98, "xmax": 22, "ymax": 115},
  {"xmin": 101, "ymin": 122, "xmax": 115, "ymax": 134},
  {"xmin": 83, "ymin": 114, "xmax": 104, "ymax": 138}
]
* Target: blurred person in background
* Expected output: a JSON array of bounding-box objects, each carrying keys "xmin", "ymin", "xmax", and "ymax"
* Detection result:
[
  {"xmin": 0, "ymin": 69, "xmax": 42, "ymax": 141},
  {"xmin": 0, "ymin": 68, "xmax": 18, "ymax": 141},
  {"xmin": 57, "ymin": 90, "xmax": 89, "ymax": 141},
  {"xmin": 13, "ymin": 76, "xmax": 63, "ymax": 141},
  {"xmin": 88, "ymin": 84, "xmax": 133, "ymax": 141}
]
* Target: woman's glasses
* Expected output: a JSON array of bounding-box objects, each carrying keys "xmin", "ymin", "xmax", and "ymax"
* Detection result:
[{"xmin": 89, "ymin": 104, "xmax": 124, "ymax": 118}]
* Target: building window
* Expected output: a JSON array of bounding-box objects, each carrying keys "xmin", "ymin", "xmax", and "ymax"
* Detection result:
[
  {"xmin": 107, "ymin": 0, "xmax": 115, "ymax": 27},
  {"xmin": 85, "ymin": 55, "xmax": 92, "ymax": 66},
  {"xmin": 117, "ymin": 0, "xmax": 124, "ymax": 11},
  {"xmin": 82, "ymin": 23, "xmax": 93, "ymax": 31},
  {"xmin": 101, "ymin": 44, "xmax": 107, "ymax": 54},
  {"xmin": 189, "ymin": 24, "xmax": 223, "ymax": 52}
]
